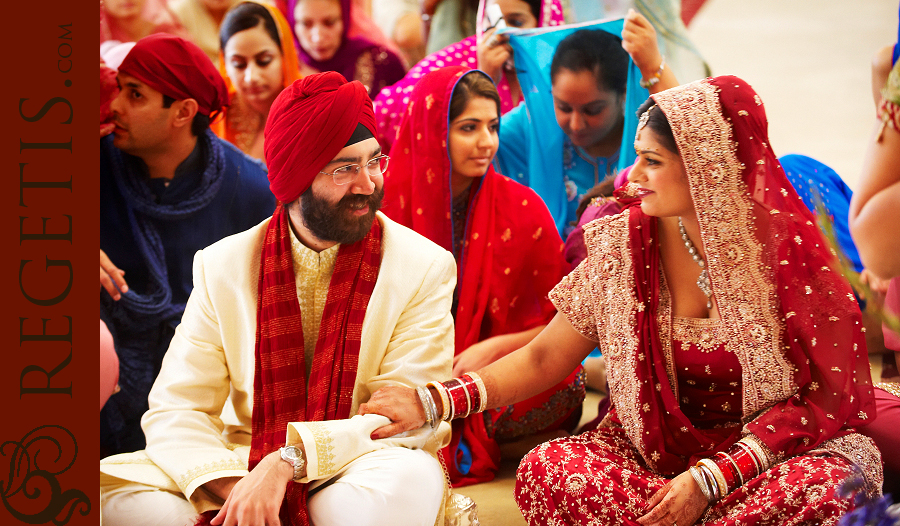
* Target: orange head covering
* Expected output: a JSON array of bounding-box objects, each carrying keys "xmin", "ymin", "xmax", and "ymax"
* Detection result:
[
  {"xmin": 212, "ymin": 1, "xmax": 303, "ymax": 151},
  {"xmin": 264, "ymin": 72, "xmax": 376, "ymax": 203},
  {"xmin": 216, "ymin": 1, "xmax": 302, "ymax": 107},
  {"xmin": 118, "ymin": 33, "xmax": 228, "ymax": 118}
]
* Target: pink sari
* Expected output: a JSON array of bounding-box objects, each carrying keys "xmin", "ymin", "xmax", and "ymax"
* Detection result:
[
  {"xmin": 372, "ymin": 0, "xmax": 564, "ymax": 152},
  {"xmin": 516, "ymin": 76, "xmax": 882, "ymax": 525}
]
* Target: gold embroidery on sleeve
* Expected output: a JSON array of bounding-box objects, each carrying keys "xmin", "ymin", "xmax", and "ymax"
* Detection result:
[{"xmin": 305, "ymin": 421, "xmax": 336, "ymax": 476}]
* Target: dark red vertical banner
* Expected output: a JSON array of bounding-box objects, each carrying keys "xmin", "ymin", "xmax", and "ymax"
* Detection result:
[{"xmin": 0, "ymin": 1, "xmax": 98, "ymax": 525}]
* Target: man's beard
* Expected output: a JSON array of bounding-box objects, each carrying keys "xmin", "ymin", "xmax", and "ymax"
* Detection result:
[{"xmin": 300, "ymin": 186, "xmax": 384, "ymax": 245}]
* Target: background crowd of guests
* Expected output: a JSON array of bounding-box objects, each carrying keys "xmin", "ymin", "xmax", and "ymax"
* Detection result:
[{"xmin": 99, "ymin": 0, "xmax": 900, "ymax": 523}]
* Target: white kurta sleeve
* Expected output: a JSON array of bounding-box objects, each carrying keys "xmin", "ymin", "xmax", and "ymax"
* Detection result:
[
  {"xmin": 142, "ymin": 248, "xmax": 249, "ymax": 504},
  {"xmin": 366, "ymin": 249, "xmax": 456, "ymax": 394},
  {"xmin": 287, "ymin": 414, "xmax": 435, "ymax": 482},
  {"xmin": 286, "ymin": 243, "xmax": 457, "ymax": 479}
]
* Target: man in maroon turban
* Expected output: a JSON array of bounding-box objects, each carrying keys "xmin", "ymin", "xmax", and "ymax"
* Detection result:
[
  {"xmin": 101, "ymin": 73, "xmax": 455, "ymax": 526},
  {"xmin": 100, "ymin": 33, "xmax": 274, "ymax": 456}
]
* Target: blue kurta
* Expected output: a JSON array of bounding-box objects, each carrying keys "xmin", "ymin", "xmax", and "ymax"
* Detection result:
[
  {"xmin": 496, "ymin": 103, "xmax": 619, "ymax": 237},
  {"xmin": 100, "ymin": 130, "xmax": 275, "ymax": 455},
  {"xmin": 779, "ymin": 154, "xmax": 862, "ymax": 273},
  {"xmin": 492, "ymin": 18, "xmax": 647, "ymax": 236}
]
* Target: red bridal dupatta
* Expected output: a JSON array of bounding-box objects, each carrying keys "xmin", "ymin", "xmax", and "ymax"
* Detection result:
[
  {"xmin": 250, "ymin": 204, "xmax": 382, "ymax": 526},
  {"xmin": 552, "ymin": 76, "xmax": 881, "ymax": 489},
  {"xmin": 381, "ymin": 66, "xmax": 577, "ymax": 485}
]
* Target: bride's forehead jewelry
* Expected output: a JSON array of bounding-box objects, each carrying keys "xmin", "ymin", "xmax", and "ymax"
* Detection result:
[{"xmin": 636, "ymin": 104, "xmax": 655, "ymax": 139}]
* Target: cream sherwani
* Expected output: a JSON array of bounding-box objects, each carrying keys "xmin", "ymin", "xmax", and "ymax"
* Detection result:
[{"xmin": 100, "ymin": 212, "xmax": 455, "ymax": 522}]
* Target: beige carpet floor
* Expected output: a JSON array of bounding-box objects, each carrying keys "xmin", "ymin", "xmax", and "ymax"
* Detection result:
[{"xmin": 454, "ymin": 391, "xmax": 603, "ymax": 526}]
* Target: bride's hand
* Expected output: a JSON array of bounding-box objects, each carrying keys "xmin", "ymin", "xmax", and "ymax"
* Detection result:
[
  {"xmin": 637, "ymin": 471, "xmax": 708, "ymax": 526},
  {"xmin": 357, "ymin": 385, "xmax": 426, "ymax": 439}
]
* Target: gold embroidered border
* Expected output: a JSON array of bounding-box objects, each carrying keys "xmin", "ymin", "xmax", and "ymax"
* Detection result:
[
  {"xmin": 177, "ymin": 458, "xmax": 247, "ymax": 493},
  {"xmin": 580, "ymin": 211, "xmax": 651, "ymax": 469},
  {"xmin": 672, "ymin": 316, "xmax": 728, "ymax": 353},
  {"xmin": 304, "ymin": 421, "xmax": 336, "ymax": 477},
  {"xmin": 739, "ymin": 432, "xmax": 777, "ymax": 467},
  {"xmin": 653, "ymin": 80, "xmax": 795, "ymax": 421},
  {"xmin": 354, "ymin": 51, "xmax": 376, "ymax": 95},
  {"xmin": 809, "ymin": 433, "xmax": 884, "ymax": 497},
  {"xmin": 875, "ymin": 382, "xmax": 900, "ymax": 398},
  {"xmin": 658, "ymin": 271, "xmax": 676, "ymax": 394}
]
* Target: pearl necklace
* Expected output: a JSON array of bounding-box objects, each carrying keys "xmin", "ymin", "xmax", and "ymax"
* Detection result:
[{"xmin": 678, "ymin": 217, "xmax": 713, "ymax": 309}]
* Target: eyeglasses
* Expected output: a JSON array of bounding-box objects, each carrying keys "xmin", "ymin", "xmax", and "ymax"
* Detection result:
[{"xmin": 319, "ymin": 155, "xmax": 390, "ymax": 185}]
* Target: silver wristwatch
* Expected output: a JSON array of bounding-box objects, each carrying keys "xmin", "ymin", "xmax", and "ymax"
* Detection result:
[{"xmin": 279, "ymin": 445, "xmax": 306, "ymax": 482}]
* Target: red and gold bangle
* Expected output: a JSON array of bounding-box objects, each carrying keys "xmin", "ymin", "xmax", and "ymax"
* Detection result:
[
  {"xmin": 432, "ymin": 374, "xmax": 490, "ymax": 421},
  {"xmin": 734, "ymin": 441, "xmax": 762, "ymax": 476},
  {"xmin": 461, "ymin": 373, "xmax": 482, "ymax": 415},
  {"xmin": 724, "ymin": 452, "xmax": 746, "ymax": 486},
  {"xmin": 702, "ymin": 439, "xmax": 770, "ymax": 497},
  {"xmin": 467, "ymin": 371, "xmax": 488, "ymax": 412},
  {"xmin": 730, "ymin": 442, "xmax": 762, "ymax": 483},
  {"xmin": 426, "ymin": 381, "xmax": 451, "ymax": 421},
  {"xmin": 738, "ymin": 436, "xmax": 771, "ymax": 473},
  {"xmin": 443, "ymin": 378, "xmax": 474, "ymax": 420},
  {"xmin": 713, "ymin": 453, "xmax": 740, "ymax": 490},
  {"xmin": 443, "ymin": 378, "xmax": 465, "ymax": 420}
]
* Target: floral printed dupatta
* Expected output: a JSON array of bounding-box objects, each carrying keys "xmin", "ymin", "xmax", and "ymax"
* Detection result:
[{"xmin": 382, "ymin": 66, "xmax": 569, "ymax": 484}]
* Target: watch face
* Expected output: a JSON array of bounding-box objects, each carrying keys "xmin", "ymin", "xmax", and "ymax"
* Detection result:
[{"xmin": 283, "ymin": 446, "xmax": 300, "ymax": 461}]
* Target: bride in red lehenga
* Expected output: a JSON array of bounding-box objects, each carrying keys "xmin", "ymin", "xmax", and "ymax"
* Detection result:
[{"xmin": 360, "ymin": 76, "xmax": 882, "ymax": 525}]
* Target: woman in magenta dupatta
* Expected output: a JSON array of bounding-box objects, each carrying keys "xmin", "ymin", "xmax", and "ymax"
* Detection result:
[
  {"xmin": 381, "ymin": 66, "xmax": 584, "ymax": 486},
  {"xmin": 511, "ymin": 76, "xmax": 882, "ymax": 524},
  {"xmin": 286, "ymin": 0, "xmax": 406, "ymax": 98},
  {"xmin": 373, "ymin": 0, "xmax": 564, "ymax": 153}
]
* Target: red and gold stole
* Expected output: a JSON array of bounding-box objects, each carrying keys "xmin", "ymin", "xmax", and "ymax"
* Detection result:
[{"xmin": 250, "ymin": 203, "xmax": 382, "ymax": 526}]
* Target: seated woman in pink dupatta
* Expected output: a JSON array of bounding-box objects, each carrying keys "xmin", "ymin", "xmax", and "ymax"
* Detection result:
[
  {"xmin": 361, "ymin": 76, "xmax": 882, "ymax": 525},
  {"xmin": 380, "ymin": 66, "xmax": 584, "ymax": 486},
  {"xmin": 373, "ymin": 0, "xmax": 564, "ymax": 152},
  {"xmin": 286, "ymin": 0, "xmax": 407, "ymax": 98}
]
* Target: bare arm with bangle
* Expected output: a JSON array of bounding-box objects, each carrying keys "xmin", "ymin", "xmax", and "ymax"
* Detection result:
[{"xmin": 358, "ymin": 311, "xmax": 595, "ymax": 439}]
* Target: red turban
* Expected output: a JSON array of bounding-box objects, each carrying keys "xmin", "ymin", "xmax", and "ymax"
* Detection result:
[
  {"xmin": 264, "ymin": 72, "xmax": 377, "ymax": 203},
  {"xmin": 118, "ymin": 33, "xmax": 228, "ymax": 118}
]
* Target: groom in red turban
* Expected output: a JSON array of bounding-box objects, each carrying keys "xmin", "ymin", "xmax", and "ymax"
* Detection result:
[{"xmin": 100, "ymin": 72, "xmax": 455, "ymax": 526}]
